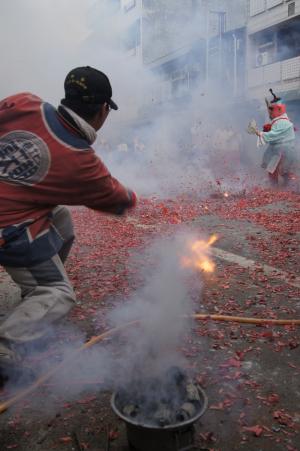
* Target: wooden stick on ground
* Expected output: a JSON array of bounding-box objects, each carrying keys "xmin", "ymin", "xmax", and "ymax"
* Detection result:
[{"xmin": 0, "ymin": 315, "xmax": 299, "ymax": 414}]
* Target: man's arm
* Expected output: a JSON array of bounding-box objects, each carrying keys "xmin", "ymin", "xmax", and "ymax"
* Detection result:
[{"xmin": 34, "ymin": 148, "xmax": 137, "ymax": 215}]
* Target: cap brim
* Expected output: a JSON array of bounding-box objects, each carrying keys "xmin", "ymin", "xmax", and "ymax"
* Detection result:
[{"xmin": 109, "ymin": 99, "xmax": 118, "ymax": 110}]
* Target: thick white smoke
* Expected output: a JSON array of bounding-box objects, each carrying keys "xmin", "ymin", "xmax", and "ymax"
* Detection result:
[
  {"xmin": 0, "ymin": 0, "xmax": 94, "ymax": 101},
  {"xmin": 0, "ymin": 0, "xmax": 264, "ymax": 199},
  {"xmin": 108, "ymin": 232, "xmax": 197, "ymax": 383},
  {"xmin": 10, "ymin": 232, "xmax": 203, "ymax": 408}
]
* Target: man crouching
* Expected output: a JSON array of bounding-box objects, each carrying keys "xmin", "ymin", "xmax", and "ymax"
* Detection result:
[{"xmin": 0, "ymin": 66, "xmax": 137, "ymax": 379}]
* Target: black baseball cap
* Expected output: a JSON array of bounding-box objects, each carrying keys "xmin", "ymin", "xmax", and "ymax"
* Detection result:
[{"xmin": 64, "ymin": 66, "xmax": 118, "ymax": 110}]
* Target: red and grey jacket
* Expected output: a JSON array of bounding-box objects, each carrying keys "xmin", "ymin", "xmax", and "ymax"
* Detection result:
[{"xmin": 0, "ymin": 92, "xmax": 136, "ymax": 266}]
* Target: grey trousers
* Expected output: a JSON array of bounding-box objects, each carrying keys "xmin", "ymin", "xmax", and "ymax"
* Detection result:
[{"xmin": 0, "ymin": 206, "xmax": 76, "ymax": 343}]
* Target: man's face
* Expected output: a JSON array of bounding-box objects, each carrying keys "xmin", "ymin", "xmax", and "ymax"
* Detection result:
[{"xmin": 93, "ymin": 104, "xmax": 110, "ymax": 131}]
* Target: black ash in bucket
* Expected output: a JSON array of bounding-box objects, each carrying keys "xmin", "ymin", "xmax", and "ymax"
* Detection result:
[{"xmin": 111, "ymin": 367, "xmax": 208, "ymax": 451}]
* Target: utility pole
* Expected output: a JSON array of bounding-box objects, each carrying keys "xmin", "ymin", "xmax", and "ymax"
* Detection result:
[
  {"xmin": 233, "ymin": 33, "xmax": 238, "ymax": 97},
  {"xmin": 205, "ymin": 2, "xmax": 226, "ymax": 91},
  {"xmin": 205, "ymin": 0, "xmax": 210, "ymax": 89},
  {"xmin": 140, "ymin": 0, "xmax": 143, "ymax": 63}
]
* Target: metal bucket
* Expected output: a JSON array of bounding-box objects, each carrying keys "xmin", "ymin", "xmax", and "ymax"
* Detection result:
[{"xmin": 111, "ymin": 385, "xmax": 208, "ymax": 451}]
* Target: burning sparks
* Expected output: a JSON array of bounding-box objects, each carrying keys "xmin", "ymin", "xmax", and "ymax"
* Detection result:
[{"xmin": 182, "ymin": 235, "xmax": 218, "ymax": 273}]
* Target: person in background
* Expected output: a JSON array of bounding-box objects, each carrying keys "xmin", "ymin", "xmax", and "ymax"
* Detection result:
[
  {"xmin": 117, "ymin": 142, "xmax": 129, "ymax": 153},
  {"xmin": 0, "ymin": 66, "xmax": 137, "ymax": 377},
  {"xmin": 248, "ymin": 89, "xmax": 296, "ymax": 186},
  {"xmin": 133, "ymin": 136, "xmax": 145, "ymax": 154},
  {"xmin": 98, "ymin": 136, "xmax": 112, "ymax": 154}
]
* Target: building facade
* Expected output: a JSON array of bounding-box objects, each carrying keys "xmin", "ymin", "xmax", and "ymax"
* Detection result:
[
  {"xmin": 247, "ymin": 0, "xmax": 300, "ymax": 114},
  {"xmin": 123, "ymin": 0, "xmax": 248, "ymax": 113},
  {"xmin": 104, "ymin": 1, "xmax": 300, "ymax": 121}
]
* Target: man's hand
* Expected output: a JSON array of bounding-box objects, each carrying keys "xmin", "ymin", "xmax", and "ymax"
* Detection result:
[
  {"xmin": 263, "ymin": 123, "xmax": 272, "ymax": 132},
  {"xmin": 127, "ymin": 190, "xmax": 137, "ymax": 208}
]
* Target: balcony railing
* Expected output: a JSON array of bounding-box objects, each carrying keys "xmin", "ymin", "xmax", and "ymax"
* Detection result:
[{"xmin": 248, "ymin": 56, "xmax": 300, "ymax": 89}]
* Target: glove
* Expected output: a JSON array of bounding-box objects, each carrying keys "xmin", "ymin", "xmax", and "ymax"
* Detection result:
[
  {"xmin": 263, "ymin": 123, "xmax": 272, "ymax": 132},
  {"xmin": 247, "ymin": 119, "xmax": 258, "ymax": 135},
  {"xmin": 108, "ymin": 190, "xmax": 137, "ymax": 215}
]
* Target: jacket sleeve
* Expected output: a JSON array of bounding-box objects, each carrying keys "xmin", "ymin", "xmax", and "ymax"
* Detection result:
[
  {"xmin": 72, "ymin": 149, "xmax": 136, "ymax": 214},
  {"xmin": 37, "ymin": 147, "xmax": 137, "ymax": 215},
  {"xmin": 262, "ymin": 120, "xmax": 294, "ymax": 144}
]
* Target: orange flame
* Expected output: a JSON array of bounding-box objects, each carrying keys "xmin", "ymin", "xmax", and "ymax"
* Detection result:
[{"xmin": 182, "ymin": 235, "xmax": 218, "ymax": 273}]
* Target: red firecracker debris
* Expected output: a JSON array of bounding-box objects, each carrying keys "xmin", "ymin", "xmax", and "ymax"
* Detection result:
[{"xmin": 243, "ymin": 425, "xmax": 264, "ymax": 437}]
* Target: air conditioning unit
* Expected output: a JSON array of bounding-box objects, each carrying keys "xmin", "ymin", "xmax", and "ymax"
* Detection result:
[{"xmin": 256, "ymin": 52, "xmax": 269, "ymax": 67}]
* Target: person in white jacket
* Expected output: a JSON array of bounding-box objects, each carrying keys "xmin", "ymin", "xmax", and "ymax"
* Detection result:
[{"xmin": 248, "ymin": 89, "xmax": 297, "ymax": 186}]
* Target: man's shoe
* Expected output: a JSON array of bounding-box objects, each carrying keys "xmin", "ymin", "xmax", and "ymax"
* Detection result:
[
  {"xmin": 0, "ymin": 340, "xmax": 22, "ymax": 385},
  {"xmin": 0, "ymin": 340, "xmax": 38, "ymax": 388},
  {"xmin": 0, "ymin": 339, "xmax": 21, "ymax": 366}
]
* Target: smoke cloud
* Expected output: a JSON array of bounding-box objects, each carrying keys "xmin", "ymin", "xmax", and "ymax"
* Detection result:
[
  {"xmin": 3, "ymin": 231, "xmax": 203, "ymax": 412},
  {"xmin": 53, "ymin": 233, "xmax": 199, "ymax": 395},
  {"xmin": 0, "ymin": 0, "xmax": 94, "ymax": 101},
  {"xmin": 1, "ymin": 0, "xmax": 266, "ymax": 199}
]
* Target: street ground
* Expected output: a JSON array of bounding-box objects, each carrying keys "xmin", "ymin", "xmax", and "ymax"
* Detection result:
[{"xmin": 0, "ymin": 186, "xmax": 299, "ymax": 451}]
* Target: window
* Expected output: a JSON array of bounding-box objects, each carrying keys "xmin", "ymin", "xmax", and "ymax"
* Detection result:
[
  {"xmin": 277, "ymin": 24, "xmax": 300, "ymax": 60},
  {"xmin": 288, "ymin": 2, "xmax": 296, "ymax": 17},
  {"xmin": 249, "ymin": 0, "xmax": 265, "ymax": 17},
  {"xmin": 123, "ymin": 19, "xmax": 141, "ymax": 51},
  {"xmin": 266, "ymin": 0, "xmax": 283, "ymax": 8}
]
